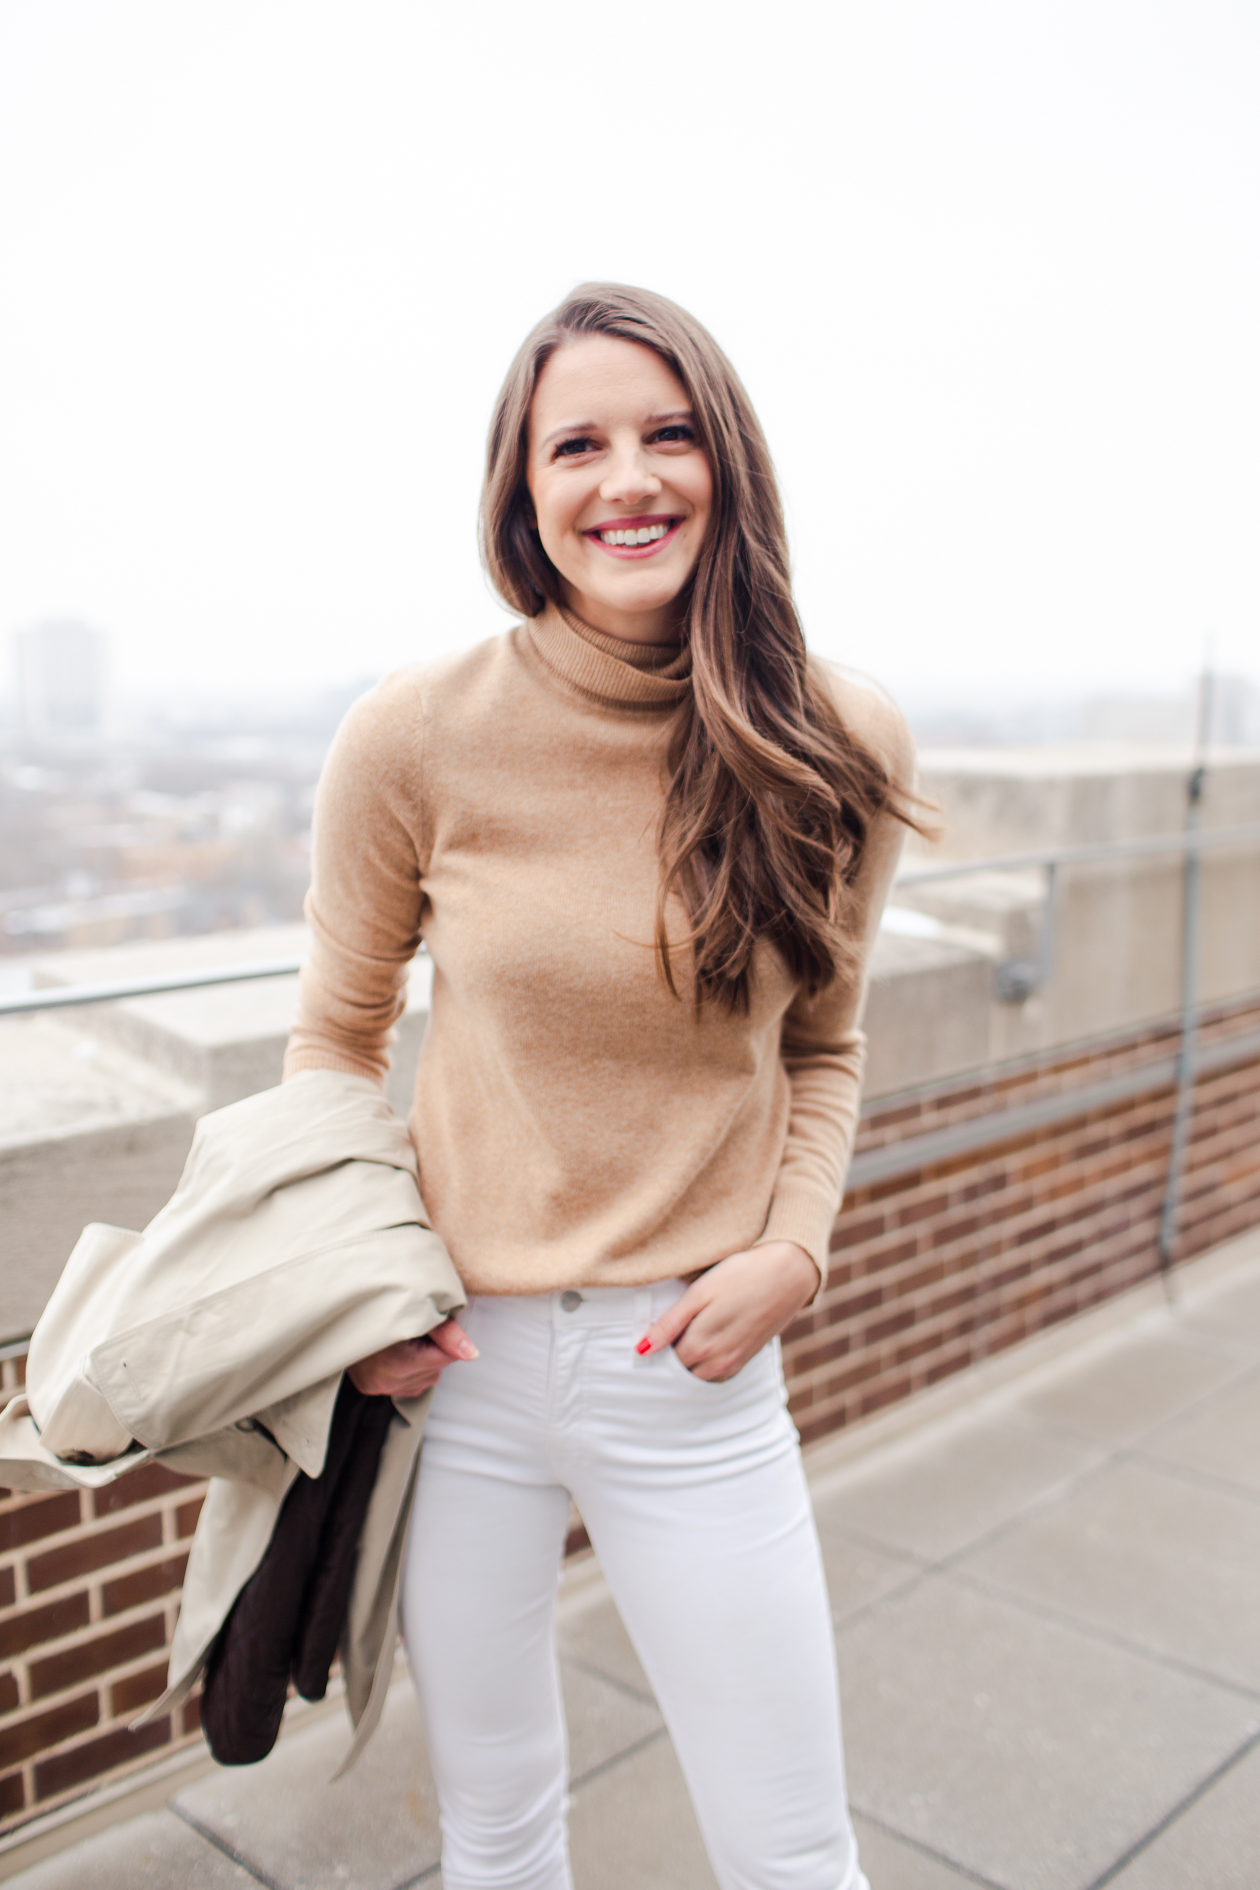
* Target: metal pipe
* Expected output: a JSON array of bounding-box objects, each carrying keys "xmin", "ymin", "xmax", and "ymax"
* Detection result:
[
  {"xmin": 848, "ymin": 1021, "xmax": 1260, "ymax": 1190},
  {"xmin": 1038, "ymin": 859, "xmax": 1059, "ymax": 987},
  {"xmin": 1, "ymin": 825, "xmax": 1256, "ymax": 1019},
  {"xmin": 1157, "ymin": 671, "xmax": 1216, "ymax": 1288},
  {"xmin": 895, "ymin": 819, "xmax": 1260, "ymax": 886},
  {"xmin": 0, "ymin": 956, "xmax": 304, "ymax": 1017},
  {"xmin": 1157, "ymin": 794, "xmax": 1204, "ymax": 1288}
]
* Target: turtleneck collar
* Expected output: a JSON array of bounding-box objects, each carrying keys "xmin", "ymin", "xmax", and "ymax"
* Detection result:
[{"xmin": 526, "ymin": 602, "xmax": 691, "ymax": 712}]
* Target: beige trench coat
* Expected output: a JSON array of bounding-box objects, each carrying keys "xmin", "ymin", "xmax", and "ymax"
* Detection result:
[{"xmin": 0, "ymin": 1070, "xmax": 465, "ymax": 1772}]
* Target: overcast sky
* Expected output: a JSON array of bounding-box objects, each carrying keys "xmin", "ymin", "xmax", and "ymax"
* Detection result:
[{"xmin": 1, "ymin": 1, "xmax": 1256, "ymax": 712}]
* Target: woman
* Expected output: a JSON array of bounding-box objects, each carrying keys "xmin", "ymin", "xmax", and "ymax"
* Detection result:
[{"xmin": 284, "ymin": 283, "xmax": 917, "ymax": 1890}]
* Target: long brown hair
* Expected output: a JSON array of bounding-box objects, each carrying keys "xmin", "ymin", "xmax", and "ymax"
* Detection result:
[{"xmin": 482, "ymin": 282, "xmax": 918, "ymax": 1011}]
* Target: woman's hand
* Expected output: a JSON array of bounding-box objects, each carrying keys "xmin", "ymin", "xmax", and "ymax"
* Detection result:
[
  {"xmin": 636, "ymin": 1242, "xmax": 819, "ymax": 1382},
  {"xmin": 348, "ymin": 1318, "xmax": 478, "ymax": 1399}
]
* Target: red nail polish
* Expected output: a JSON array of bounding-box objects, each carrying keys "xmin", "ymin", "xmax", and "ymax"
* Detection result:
[{"xmin": 636, "ymin": 1337, "xmax": 652, "ymax": 1355}]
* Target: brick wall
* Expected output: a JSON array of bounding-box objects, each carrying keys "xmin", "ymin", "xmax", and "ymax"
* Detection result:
[
  {"xmin": 0, "ymin": 1445, "xmax": 205, "ymax": 1830},
  {"xmin": 785, "ymin": 995, "xmax": 1260, "ymax": 1443},
  {"xmin": 3, "ymin": 994, "xmax": 1259, "ymax": 1835}
]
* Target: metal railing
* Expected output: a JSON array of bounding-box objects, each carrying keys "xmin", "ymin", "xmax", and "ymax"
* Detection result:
[
  {"xmin": 0, "ymin": 955, "xmax": 306, "ymax": 1016},
  {"xmin": 896, "ymin": 819, "xmax": 1260, "ymax": 1003},
  {"xmin": 3, "ymin": 821, "xmax": 1256, "ymax": 1021},
  {"xmin": 2, "ymin": 819, "xmax": 1259, "ymax": 1282},
  {"xmin": 895, "ymin": 817, "xmax": 1260, "ymax": 1275}
]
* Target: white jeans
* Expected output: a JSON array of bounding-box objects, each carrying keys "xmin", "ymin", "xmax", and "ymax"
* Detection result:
[{"xmin": 401, "ymin": 1281, "xmax": 868, "ymax": 1890}]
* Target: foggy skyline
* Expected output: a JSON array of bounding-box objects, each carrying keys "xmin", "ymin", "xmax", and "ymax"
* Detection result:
[{"xmin": 1, "ymin": 1, "xmax": 1257, "ymax": 711}]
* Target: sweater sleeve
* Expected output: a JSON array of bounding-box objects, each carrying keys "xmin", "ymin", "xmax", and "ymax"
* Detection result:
[
  {"xmin": 283, "ymin": 674, "xmax": 428, "ymax": 1086},
  {"xmin": 757, "ymin": 681, "xmax": 916, "ymax": 1287}
]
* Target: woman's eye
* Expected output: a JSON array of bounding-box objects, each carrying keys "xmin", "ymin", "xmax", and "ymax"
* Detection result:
[
  {"xmin": 651, "ymin": 425, "xmax": 695, "ymax": 445},
  {"xmin": 554, "ymin": 436, "xmax": 595, "ymax": 458}
]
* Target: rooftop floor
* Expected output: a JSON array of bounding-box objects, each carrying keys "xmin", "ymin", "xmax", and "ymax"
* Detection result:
[{"xmin": 4, "ymin": 1235, "xmax": 1259, "ymax": 1890}]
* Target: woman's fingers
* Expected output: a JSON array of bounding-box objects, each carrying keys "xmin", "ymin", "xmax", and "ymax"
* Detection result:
[
  {"xmin": 428, "ymin": 1319, "xmax": 479, "ymax": 1361},
  {"xmin": 366, "ymin": 1341, "xmax": 448, "ymax": 1397},
  {"xmin": 635, "ymin": 1280, "xmax": 710, "ymax": 1357},
  {"xmin": 347, "ymin": 1326, "xmax": 478, "ymax": 1398},
  {"xmin": 634, "ymin": 1245, "xmax": 820, "ymax": 1381},
  {"xmin": 672, "ymin": 1296, "xmax": 740, "ymax": 1379}
]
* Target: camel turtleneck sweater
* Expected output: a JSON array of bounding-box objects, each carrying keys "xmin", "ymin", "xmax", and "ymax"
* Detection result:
[{"xmin": 283, "ymin": 604, "xmax": 913, "ymax": 1294}]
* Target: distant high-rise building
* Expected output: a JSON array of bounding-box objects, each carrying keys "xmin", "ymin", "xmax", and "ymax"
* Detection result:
[{"xmin": 14, "ymin": 619, "xmax": 107, "ymax": 734}]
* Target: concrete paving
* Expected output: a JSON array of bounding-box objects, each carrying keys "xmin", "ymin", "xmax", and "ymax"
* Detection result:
[{"xmin": 6, "ymin": 1242, "xmax": 1260, "ymax": 1890}]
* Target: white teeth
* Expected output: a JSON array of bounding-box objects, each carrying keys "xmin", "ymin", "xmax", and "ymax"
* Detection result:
[{"xmin": 598, "ymin": 522, "xmax": 671, "ymax": 547}]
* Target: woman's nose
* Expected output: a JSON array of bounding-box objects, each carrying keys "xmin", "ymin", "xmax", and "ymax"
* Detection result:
[{"xmin": 600, "ymin": 448, "xmax": 662, "ymax": 506}]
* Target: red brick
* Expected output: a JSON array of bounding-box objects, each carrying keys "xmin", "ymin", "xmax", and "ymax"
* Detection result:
[
  {"xmin": 29, "ymin": 1616, "xmax": 167, "ymax": 1701},
  {"xmin": 827, "ymin": 1285, "xmax": 883, "ymax": 1322},
  {"xmin": 831, "ymin": 1212, "xmax": 887, "ymax": 1250},
  {"xmin": 895, "ymin": 1191, "xmax": 952, "ymax": 1229},
  {"xmin": 783, "ymin": 1303, "xmax": 824, "ymax": 1343},
  {"xmin": 864, "ymin": 1236, "xmax": 920, "ymax": 1273},
  {"xmin": 865, "ymin": 1309, "xmax": 916, "ymax": 1345},
  {"xmin": 101, "ymin": 1554, "xmax": 189, "ymax": 1617},
  {"xmin": 784, "ymin": 1331, "xmax": 852, "ymax": 1378},
  {"xmin": 0, "ymin": 1492, "xmax": 82, "ymax": 1554},
  {"xmin": 894, "ymin": 1329, "xmax": 948, "ymax": 1369},
  {"xmin": 180, "ymin": 1690, "xmax": 201, "ymax": 1738},
  {"xmin": 175, "ymin": 1498, "xmax": 205, "ymax": 1540},
  {"xmin": 0, "ymin": 1565, "xmax": 14, "ymax": 1609},
  {"xmin": 924, "ymin": 1350, "xmax": 972, "ymax": 1389},
  {"xmin": 934, "ymin": 1207, "xmax": 983, "ymax": 1243},
  {"xmin": 1071, "ymin": 1133, "xmax": 1114, "ymax": 1162},
  {"xmin": 0, "ymin": 1593, "xmax": 91, "ymax": 1662},
  {"xmin": 868, "ymin": 1172, "xmax": 917, "ymax": 1204},
  {"xmin": 864, "ymin": 1101, "xmax": 925, "ymax": 1131},
  {"xmin": 0, "ymin": 1769, "xmax": 24, "ymax": 1817},
  {"xmin": 857, "ymin": 1375, "xmax": 912, "ymax": 1418},
  {"xmin": 959, "ymin": 1172, "xmax": 1008, "ymax": 1205},
  {"xmin": 27, "ymin": 1515, "xmax": 163, "ymax": 1594},
  {"xmin": 816, "ymin": 1353, "xmax": 885, "ymax": 1398},
  {"xmin": 92, "ymin": 1464, "xmax": 196, "ymax": 1519},
  {"xmin": 564, "ymin": 1518, "xmax": 590, "ymax": 1559},
  {"xmin": 1013, "ymin": 1217, "xmax": 1055, "ymax": 1249},
  {"xmin": 1018, "ymin": 1150, "xmax": 1063, "ymax": 1181},
  {"xmin": 1042, "ymin": 1235, "xmax": 1086, "ymax": 1270},
  {"xmin": 34, "ymin": 1716, "xmax": 170, "ymax": 1801},
  {"xmin": 111, "ymin": 1661, "xmax": 169, "ymax": 1717},
  {"xmin": 928, "ymin": 1281, "xmax": 984, "ymax": 1318},
  {"xmin": 0, "ymin": 1694, "xmax": 98, "ymax": 1771},
  {"xmin": 0, "ymin": 1672, "xmax": 18, "ymax": 1714},
  {"xmin": 895, "ymin": 1260, "xmax": 947, "ymax": 1298}
]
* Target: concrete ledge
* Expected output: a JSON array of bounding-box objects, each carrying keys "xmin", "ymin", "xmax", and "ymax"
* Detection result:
[{"xmin": 0, "ymin": 933, "xmax": 433, "ymax": 1339}]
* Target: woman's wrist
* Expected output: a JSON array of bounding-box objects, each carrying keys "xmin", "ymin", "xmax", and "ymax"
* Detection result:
[{"xmin": 754, "ymin": 1238, "xmax": 821, "ymax": 1299}]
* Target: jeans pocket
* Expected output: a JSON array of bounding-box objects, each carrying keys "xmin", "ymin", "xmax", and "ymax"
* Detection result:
[{"xmin": 664, "ymin": 1337, "xmax": 766, "ymax": 1393}]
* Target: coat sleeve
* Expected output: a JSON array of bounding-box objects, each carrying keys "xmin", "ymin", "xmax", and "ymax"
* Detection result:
[
  {"xmin": 756, "ymin": 680, "xmax": 916, "ymax": 1288},
  {"xmin": 284, "ymin": 673, "xmax": 429, "ymax": 1086}
]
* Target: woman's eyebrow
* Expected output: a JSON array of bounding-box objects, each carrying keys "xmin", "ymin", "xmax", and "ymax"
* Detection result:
[
  {"xmin": 539, "ymin": 420, "xmax": 597, "ymax": 449},
  {"xmin": 538, "ymin": 409, "xmax": 695, "ymax": 450}
]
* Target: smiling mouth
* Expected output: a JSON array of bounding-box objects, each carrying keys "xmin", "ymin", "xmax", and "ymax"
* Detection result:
[{"xmin": 585, "ymin": 516, "xmax": 681, "ymax": 555}]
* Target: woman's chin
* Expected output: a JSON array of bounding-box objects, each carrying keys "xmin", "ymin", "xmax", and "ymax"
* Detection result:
[{"xmin": 574, "ymin": 573, "xmax": 687, "ymax": 622}]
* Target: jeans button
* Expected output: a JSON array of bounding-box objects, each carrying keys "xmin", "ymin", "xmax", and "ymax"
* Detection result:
[{"xmin": 560, "ymin": 1290, "xmax": 583, "ymax": 1312}]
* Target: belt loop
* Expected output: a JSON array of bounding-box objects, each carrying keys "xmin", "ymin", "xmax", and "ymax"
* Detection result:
[{"xmin": 634, "ymin": 1286, "xmax": 651, "ymax": 1329}]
